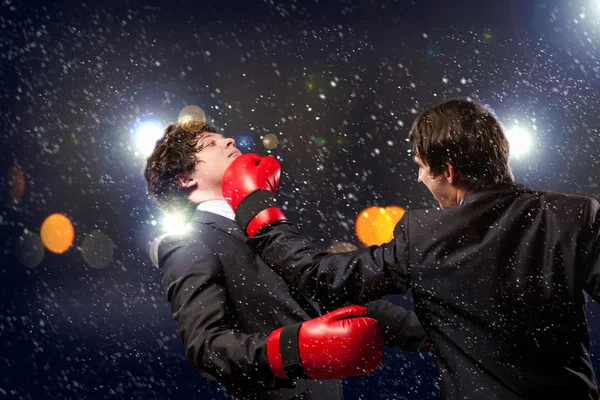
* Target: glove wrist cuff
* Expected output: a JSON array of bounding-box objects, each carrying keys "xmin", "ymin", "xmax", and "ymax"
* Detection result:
[
  {"xmin": 279, "ymin": 323, "xmax": 308, "ymax": 380},
  {"xmin": 235, "ymin": 189, "xmax": 278, "ymax": 231},
  {"xmin": 267, "ymin": 323, "xmax": 307, "ymax": 380}
]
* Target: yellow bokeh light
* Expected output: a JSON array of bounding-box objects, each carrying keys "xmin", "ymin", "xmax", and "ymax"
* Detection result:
[
  {"xmin": 263, "ymin": 133, "xmax": 279, "ymax": 150},
  {"xmin": 40, "ymin": 213, "xmax": 75, "ymax": 254},
  {"xmin": 386, "ymin": 205, "xmax": 406, "ymax": 224},
  {"xmin": 178, "ymin": 105, "xmax": 207, "ymax": 133},
  {"xmin": 355, "ymin": 205, "xmax": 406, "ymax": 246}
]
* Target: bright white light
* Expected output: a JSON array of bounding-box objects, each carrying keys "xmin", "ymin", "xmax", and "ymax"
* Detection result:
[
  {"xmin": 505, "ymin": 126, "xmax": 533, "ymax": 159},
  {"xmin": 162, "ymin": 213, "xmax": 190, "ymax": 234},
  {"xmin": 133, "ymin": 120, "xmax": 164, "ymax": 157}
]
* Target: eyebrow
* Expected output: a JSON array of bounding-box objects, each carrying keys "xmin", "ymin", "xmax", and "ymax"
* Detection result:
[
  {"xmin": 195, "ymin": 133, "xmax": 223, "ymax": 151},
  {"xmin": 199, "ymin": 133, "xmax": 222, "ymax": 140}
]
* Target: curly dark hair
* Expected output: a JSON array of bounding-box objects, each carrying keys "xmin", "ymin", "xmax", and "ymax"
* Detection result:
[
  {"xmin": 408, "ymin": 98, "xmax": 514, "ymax": 191},
  {"xmin": 144, "ymin": 123, "xmax": 220, "ymax": 213}
]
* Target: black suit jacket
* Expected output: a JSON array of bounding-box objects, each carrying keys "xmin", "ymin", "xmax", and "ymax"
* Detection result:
[
  {"xmin": 249, "ymin": 184, "xmax": 600, "ymax": 400},
  {"xmin": 158, "ymin": 210, "xmax": 428, "ymax": 400}
]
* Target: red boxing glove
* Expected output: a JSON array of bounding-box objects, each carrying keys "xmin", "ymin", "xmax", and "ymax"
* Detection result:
[
  {"xmin": 222, "ymin": 153, "xmax": 288, "ymax": 236},
  {"xmin": 266, "ymin": 306, "xmax": 384, "ymax": 380}
]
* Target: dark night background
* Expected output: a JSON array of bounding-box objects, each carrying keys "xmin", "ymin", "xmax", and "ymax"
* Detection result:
[{"xmin": 1, "ymin": 0, "xmax": 599, "ymax": 399}]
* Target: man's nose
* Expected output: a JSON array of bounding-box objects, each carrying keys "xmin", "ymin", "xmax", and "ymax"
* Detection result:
[{"xmin": 224, "ymin": 138, "xmax": 236, "ymax": 148}]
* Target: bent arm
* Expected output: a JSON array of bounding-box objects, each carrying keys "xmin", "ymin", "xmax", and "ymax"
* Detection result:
[{"xmin": 158, "ymin": 236, "xmax": 280, "ymax": 389}]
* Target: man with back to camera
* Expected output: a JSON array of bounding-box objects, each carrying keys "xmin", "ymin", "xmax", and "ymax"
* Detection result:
[
  {"xmin": 221, "ymin": 97, "xmax": 600, "ymax": 400},
  {"xmin": 143, "ymin": 121, "xmax": 430, "ymax": 400}
]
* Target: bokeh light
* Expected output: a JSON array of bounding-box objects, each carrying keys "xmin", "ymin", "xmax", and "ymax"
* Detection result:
[
  {"xmin": 81, "ymin": 230, "xmax": 115, "ymax": 269},
  {"xmin": 131, "ymin": 118, "xmax": 164, "ymax": 157},
  {"xmin": 355, "ymin": 206, "xmax": 406, "ymax": 246},
  {"xmin": 427, "ymin": 44, "xmax": 441, "ymax": 58},
  {"xmin": 313, "ymin": 137, "xmax": 326, "ymax": 147},
  {"xmin": 356, "ymin": 207, "xmax": 377, "ymax": 244},
  {"xmin": 386, "ymin": 206, "xmax": 407, "ymax": 225},
  {"xmin": 8, "ymin": 164, "xmax": 26, "ymax": 204},
  {"xmin": 234, "ymin": 132, "xmax": 255, "ymax": 151},
  {"xmin": 15, "ymin": 229, "xmax": 45, "ymax": 268},
  {"xmin": 262, "ymin": 133, "xmax": 279, "ymax": 150},
  {"xmin": 162, "ymin": 213, "xmax": 190, "ymax": 234},
  {"xmin": 178, "ymin": 105, "xmax": 207, "ymax": 132},
  {"xmin": 505, "ymin": 125, "xmax": 533, "ymax": 159},
  {"xmin": 40, "ymin": 213, "xmax": 75, "ymax": 254}
]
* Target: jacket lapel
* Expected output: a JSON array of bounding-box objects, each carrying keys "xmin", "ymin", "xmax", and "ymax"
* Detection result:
[{"xmin": 192, "ymin": 209, "xmax": 323, "ymax": 318}]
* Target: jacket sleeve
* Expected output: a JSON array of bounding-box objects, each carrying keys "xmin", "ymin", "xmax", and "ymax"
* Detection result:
[
  {"xmin": 581, "ymin": 198, "xmax": 600, "ymax": 302},
  {"xmin": 158, "ymin": 234, "xmax": 281, "ymax": 390},
  {"xmin": 247, "ymin": 217, "xmax": 411, "ymax": 306},
  {"xmin": 365, "ymin": 299, "xmax": 430, "ymax": 351}
]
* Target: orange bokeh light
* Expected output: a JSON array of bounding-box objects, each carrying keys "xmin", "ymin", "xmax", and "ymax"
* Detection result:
[
  {"xmin": 9, "ymin": 165, "xmax": 26, "ymax": 204},
  {"xmin": 40, "ymin": 213, "xmax": 75, "ymax": 254},
  {"xmin": 355, "ymin": 205, "xmax": 406, "ymax": 246}
]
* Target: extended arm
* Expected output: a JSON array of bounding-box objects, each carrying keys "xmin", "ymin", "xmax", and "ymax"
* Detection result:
[
  {"xmin": 247, "ymin": 222, "xmax": 410, "ymax": 305},
  {"xmin": 222, "ymin": 154, "xmax": 412, "ymax": 306}
]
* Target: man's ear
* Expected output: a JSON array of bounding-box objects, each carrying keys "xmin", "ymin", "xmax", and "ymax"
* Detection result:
[
  {"xmin": 175, "ymin": 173, "xmax": 195, "ymax": 188},
  {"xmin": 445, "ymin": 163, "xmax": 458, "ymax": 184}
]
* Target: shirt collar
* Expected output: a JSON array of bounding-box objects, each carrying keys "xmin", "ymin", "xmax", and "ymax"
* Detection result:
[
  {"xmin": 196, "ymin": 200, "xmax": 235, "ymax": 221},
  {"xmin": 461, "ymin": 183, "xmax": 531, "ymax": 205}
]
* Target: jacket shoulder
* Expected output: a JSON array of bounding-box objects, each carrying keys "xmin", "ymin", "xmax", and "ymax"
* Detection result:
[
  {"xmin": 158, "ymin": 227, "xmax": 210, "ymax": 255},
  {"xmin": 157, "ymin": 226, "xmax": 224, "ymax": 274},
  {"xmin": 535, "ymin": 191, "xmax": 598, "ymax": 221},
  {"xmin": 537, "ymin": 190, "xmax": 595, "ymax": 204}
]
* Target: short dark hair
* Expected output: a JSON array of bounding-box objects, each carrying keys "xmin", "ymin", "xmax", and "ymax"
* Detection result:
[
  {"xmin": 144, "ymin": 123, "xmax": 219, "ymax": 212},
  {"xmin": 408, "ymin": 98, "xmax": 514, "ymax": 190}
]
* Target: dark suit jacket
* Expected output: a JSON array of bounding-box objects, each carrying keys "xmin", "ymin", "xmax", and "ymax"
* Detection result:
[
  {"xmin": 158, "ymin": 210, "xmax": 428, "ymax": 400},
  {"xmin": 249, "ymin": 184, "xmax": 600, "ymax": 400}
]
